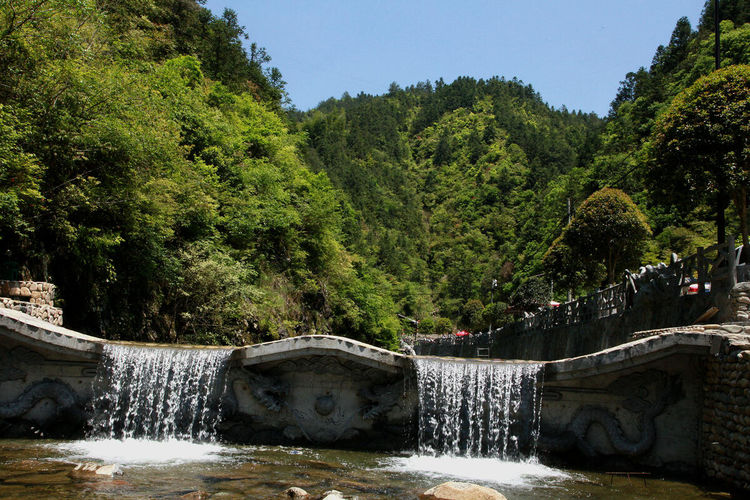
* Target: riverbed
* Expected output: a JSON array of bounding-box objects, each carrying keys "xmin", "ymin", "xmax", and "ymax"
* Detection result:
[{"xmin": 0, "ymin": 439, "xmax": 725, "ymax": 499}]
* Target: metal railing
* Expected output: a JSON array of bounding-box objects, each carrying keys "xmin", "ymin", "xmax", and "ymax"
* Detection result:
[{"xmin": 495, "ymin": 236, "xmax": 745, "ymax": 339}]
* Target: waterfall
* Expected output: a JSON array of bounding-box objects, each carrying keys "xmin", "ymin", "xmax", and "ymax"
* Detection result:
[
  {"xmin": 413, "ymin": 357, "xmax": 542, "ymax": 459},
  {"xmin": 90, "ymin": 344, "xmax": 232, "ymax": 441}
]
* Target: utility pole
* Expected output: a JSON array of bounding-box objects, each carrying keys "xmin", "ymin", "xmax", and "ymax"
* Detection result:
[
  {"xmin": 714, "ymin": 0, "xmax": 727, "ymax": 246},
  {"xmin": 567, "ymin": 198, "xmax": 573, "ymax": 302},
  {"xmin": 489, "ymin": 279, "xmax": 497, "ymax": 333}
]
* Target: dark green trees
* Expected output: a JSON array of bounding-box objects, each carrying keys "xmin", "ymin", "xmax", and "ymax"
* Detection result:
[
  {"xmin": 544, "ymin": 189, "xmax": 652, "ymax": 286},
  {"xmin": 648, "ymin": 65, "xmax": 750, "ymax": 248}
]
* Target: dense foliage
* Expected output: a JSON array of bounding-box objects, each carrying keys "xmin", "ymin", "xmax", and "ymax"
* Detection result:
[
  {"xmin": 0, "ymin": 0, "xmax": 748, "ymax": 346},
  {"xmin": 299, "ymin": 78, "xmax": 602, "ymax": 327},
  {"xmin": 544, "ymin": 189, "xmax": 651, "ymax": 286},
  {"xmin": 648, "ymin": 65, "xmax": 750, "ymax": 249},
  {"xmin": 0, "ymin": 0, "xmax": 399, "ymax": 348}
]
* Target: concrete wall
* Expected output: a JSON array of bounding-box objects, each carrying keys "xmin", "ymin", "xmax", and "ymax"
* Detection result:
[
  {"xmin": 221, "ymin": 336, "xmax": 414, "ymax": 450},
  {"xmin": 0, "ymin": 310, "xmax": 414, "ymax": 449},
  {"xmin": 417, "ymin": 281, "xmax": 745, "ymax": 361},
  {"xmin": 0, "ymin": 310, "xmax": 99, "ymax": 437}
]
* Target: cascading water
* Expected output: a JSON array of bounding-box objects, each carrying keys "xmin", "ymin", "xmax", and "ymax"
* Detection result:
[
  {"xmin": 413, "ymin": 357, "xmax": 542, "ymax": 459},
  {"xmin": 89, "ymin": 344, "xmax": 232, "ymax": 441}
]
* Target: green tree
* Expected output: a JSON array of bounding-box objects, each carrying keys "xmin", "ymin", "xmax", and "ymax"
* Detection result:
[
  {"xmin": 648, "ymin": 65, "xmax": 750, "ymax": 249},
  {"xmin": 434, "ymin": 317, "xmax": 453, "ymax": 336},
  {"xmin": 459, "ymin": 298, "xmax": 484, "ymax": 331},
  {"xmin": 509, "ymin": 276, "xmax": 550, "ymax": 313},
  {"xmin": 548, "ymin": 188, "xmax": 651, "ymax": 285},
  {"xmin": 543, "ymin": 235, "xmax": 605, "ymax": 292}
]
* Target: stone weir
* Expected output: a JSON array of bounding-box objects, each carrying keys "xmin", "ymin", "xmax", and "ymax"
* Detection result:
[
  {"xmin": 540, "ymin": 322, "xmax": 750, "ymax": 492},
  {"xmin": 0, "ymin": 308, "xmax": 413, "ymax": 449},
  {"xmin": 2, "ymin": 307, "xmax": 750, "ymax": 491}
]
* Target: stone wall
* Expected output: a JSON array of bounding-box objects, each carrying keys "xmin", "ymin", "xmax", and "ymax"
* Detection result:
[
  {"xmin": 415, "ymin": 291, "xmax": 716, "ymax": 360},
  {"xmin": 730, "ymin": 282, "xmax": 750, "ymax": 321},
  {"xmin": 701, "ymin": 332, "xmax": 750, "ymax": 492},
  {"xmin": 0, "ymin": 280, "xmax": 56, "ymax": 305},
  {"xmin": 0, "ymin": 298, "xmax": 63, "ymax": 326},
  {"xmin": 0, "ymin": 280, "xmax": 63, "ymax": 326}
]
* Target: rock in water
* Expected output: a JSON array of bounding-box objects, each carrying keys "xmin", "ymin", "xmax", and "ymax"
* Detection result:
[
  {"xmin": 419, "ymin": 481, "xmax": 507, "ymax": 500},
  {"xmin": 281, "ymin": 486, "xmax": 309, "ymax": 498},
  {"xmin": 70, "ymin": 462, "xmax": 123, "ymax": 477},
  {"xmin": 320, "ymin": 490, "xmax": 346, "ymax": 500},
  {"xmin": 178, "ymin": 491, "xmax": 209, "ymax": 499}
]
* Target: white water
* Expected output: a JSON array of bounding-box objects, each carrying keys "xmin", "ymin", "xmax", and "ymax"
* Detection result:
[
  {"xmin": 385, "ymin": 455, "xmax": 569, "ymax": 487},
  {"xmin": 57, "ymin": 438, "xmax": 230, "ymax": 465},
  {"xmin": 89, "ymin": 344, "xmax": 232, "ymax": 442},
  {"xmin": 413, "ymin": 358, "xmax": 543, "ymax": 459}
]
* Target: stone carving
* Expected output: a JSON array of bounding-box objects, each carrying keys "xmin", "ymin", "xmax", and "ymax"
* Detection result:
[
  {"xmin": 243, "ymin": 370, "xmax": 288, "ymax": 412},
  {"xmin": 625, "ymin": 263, "xmax": 677, "ymax": 308},
  {"xmin": 290, "ymin": 406, "xmax": 359, "ymax": 444},
  {"xmin": 273, "ymin": 357, "xmax": 386, "ymax": 381},
  {"xmin": 315, "ymin": 393, "xmax": 336, "ymax": 416},
  {"xmin": 0, "ymin": 378, "xmax": 83, "ymax": 435},
  {"xmin": 0, "ymin": 346, "xmax": 45, "ymax": 382},
  {"xmin": 358, "ymin": 381, "xmax": 401, "ymax": 420},
  {"xmin": 540, "ymin": 370, "xmax": 682, "ymax": 457}
]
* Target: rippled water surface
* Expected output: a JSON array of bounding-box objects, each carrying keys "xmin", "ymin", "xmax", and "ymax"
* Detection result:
[{"xmin": 0, "ymin": 439, "xmax": 727, "ymax": 499}]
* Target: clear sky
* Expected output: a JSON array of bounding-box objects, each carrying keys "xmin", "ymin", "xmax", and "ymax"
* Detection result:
[{"xmin": 203, "ymin": 0, "xmax": 707, "ymax": 116}]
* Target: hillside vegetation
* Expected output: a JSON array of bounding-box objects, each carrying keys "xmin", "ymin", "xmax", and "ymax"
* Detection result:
[{"xmin": 0, "ymin": 0, "xmax": 748, "ymax": 347}]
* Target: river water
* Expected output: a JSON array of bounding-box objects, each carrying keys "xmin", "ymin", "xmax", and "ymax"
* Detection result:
[
  {"xmin": 0, "ymin": 347, "xmax": 727, "ymax": 498},
  {"xmin": 0, "ymin": 438, "xmax": 725, "ymax": 499}
]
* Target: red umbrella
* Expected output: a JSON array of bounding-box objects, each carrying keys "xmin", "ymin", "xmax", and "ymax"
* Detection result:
[{"xmin": 455, "ymin": 330, "xmax": 470, "ymax": 337}]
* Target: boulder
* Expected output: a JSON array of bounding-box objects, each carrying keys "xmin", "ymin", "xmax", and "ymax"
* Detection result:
[
  {"xmin": 281, "ymin": 487, "xmax": 310, "ymax": 498},
  {"xmin": 70, "ymin": 462, "xmax": 123, "ymax": 477},
  {"xmin": 320, "ymin": 490, "xmax": 346, "ymax": 500},
  {"xmin": 419, "ymin": 481, "xmax": 507, "ymax": 500},
  {"xmin": 178, "ymin": 491, "xmax": 209, "ymax": 499}
]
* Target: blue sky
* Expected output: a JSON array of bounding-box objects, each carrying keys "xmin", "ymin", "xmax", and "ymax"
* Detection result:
[{"xmin": 203, "ymin": 0, "xmax": 707, "ymax": 116}]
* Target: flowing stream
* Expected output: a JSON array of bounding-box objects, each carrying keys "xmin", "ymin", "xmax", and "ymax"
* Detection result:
[
  {"xmin": 413, "ymin": 357, "xmax": 542, "ymax": 459},
  {"xmin": 0, "ymin": 347, "xmax": 720, "ymax": 498},
  {"xmin": 89, "ymin": 344, "xmax": 232, "ymax": 441}
]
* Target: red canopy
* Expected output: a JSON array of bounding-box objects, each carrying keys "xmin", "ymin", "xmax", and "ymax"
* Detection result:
[{"xmin": 455, "ymin": 330, "xmax": 470, "ymax": 337}]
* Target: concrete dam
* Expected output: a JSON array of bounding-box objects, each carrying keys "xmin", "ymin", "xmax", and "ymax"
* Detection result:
[{"xmin": 2, "ymin": 293, "xmax": 750, "ymax": 492}]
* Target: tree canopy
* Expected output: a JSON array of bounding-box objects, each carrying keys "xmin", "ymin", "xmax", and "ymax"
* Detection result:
[
  {"xmin": 0, "ymin": 0, "xmax": 748, "ymax": 346},
  {"xmin": 544, "ymin": 189, "xmax": 651, "ymax": 286},
  {"xmin": 648, "ymin": 64, "xmax": 750, "ymax": 249}
]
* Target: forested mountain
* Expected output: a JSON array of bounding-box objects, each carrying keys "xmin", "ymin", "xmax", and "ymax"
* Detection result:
[
  {"xmin": 299, "ymin": 79, "xmax": 602, "ymax": 330},
  {"xmin": 594, "ymin": 0, "xmax": 750, "ymax": 254},
  {"xmin": 0, "ymin": 0, "xmax": 748, "ymax": 348},
  {"xmin": 299, "ymin": 0, "xmax": 750, "ymax": 332}
]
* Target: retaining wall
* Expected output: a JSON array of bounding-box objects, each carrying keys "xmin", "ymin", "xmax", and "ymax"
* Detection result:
[
  {"xmin": 0, "ymin": 280, "xmax": 56, "ymax": 305},
  {"xmin": 0, "ymin": 280, "xmax": 63, "ymax": 326},
  {"xmin": 702, "ymin": 328, "xmax": 750, "ymax": 491},
  {"xmin": 416, "ymin": 281, "xmax": 745, "ymax": 360}
]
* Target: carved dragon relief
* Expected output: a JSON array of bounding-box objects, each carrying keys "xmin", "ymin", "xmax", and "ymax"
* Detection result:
[
  {"xmin": 230, "ymin": 367, "xmax": 404, "ymax": 444},
  {"xmin": 0, "ymin": 346, "xmax": 45, "ymax": 382},
  {"xmin": 0, "ymin": 378, "xmax": 84, "ymax": 435},
  {"xmin": 238, "ymin": 370, "xmax": 289, "ymax": 412},
  {"xmin": 358, "ymin": 381, "xmax": 402, "ymax": 420},
  {"xmin": 540, "ymin": 370, "xmax": 682, "ymax": 457}
]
